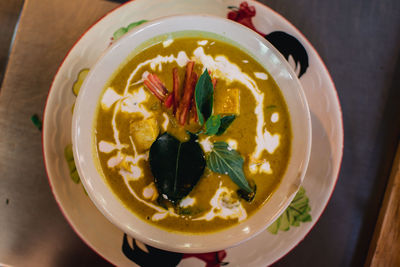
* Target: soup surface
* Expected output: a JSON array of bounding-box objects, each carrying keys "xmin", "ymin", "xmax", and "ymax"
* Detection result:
[{"xmin": 94, "ymin": 34, "xmax": 291, "ymax": 233}]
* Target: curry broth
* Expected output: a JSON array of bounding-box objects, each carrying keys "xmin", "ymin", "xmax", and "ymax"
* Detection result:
[{"xmin": 94, "ymin": 37, "xmax": 291, "ymax": 233}]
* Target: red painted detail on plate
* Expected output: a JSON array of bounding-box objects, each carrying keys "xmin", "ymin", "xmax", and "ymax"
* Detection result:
[
  {"xmin": 182, "ymin": 250, "xmax": 228, "ymax": 267},
  {"xmin": 227, "ymin": 2, "xmax": 265, "ymax": 36}
]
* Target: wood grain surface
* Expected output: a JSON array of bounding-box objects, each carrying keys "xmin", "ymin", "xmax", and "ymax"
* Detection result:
[
  {"xmin": 366, "ymin": 141, "xmax": 400, "ymax": 266},
  {"xmin": 0, "ymin": 0, "xmax": 24, "ymax": 88},
  {"xmin": 0, "ymin": 0, "xmax": 117, "ymax": 266}
]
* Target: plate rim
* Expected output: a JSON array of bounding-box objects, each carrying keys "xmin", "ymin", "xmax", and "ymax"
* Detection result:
[{"xmin": 42, "ymin": 0, "xmax": 344, "ymax": 265}]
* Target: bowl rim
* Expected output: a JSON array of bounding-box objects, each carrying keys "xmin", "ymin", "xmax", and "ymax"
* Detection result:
[{"xmin": 72, "ymin": 14, "xmax": 312, "ymax": 253}]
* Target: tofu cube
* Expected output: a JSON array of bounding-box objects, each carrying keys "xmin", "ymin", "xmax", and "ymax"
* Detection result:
[
  {"xmin": 214, "ymin": 88, "xmax": 240, "ymax": 115},
  {"xmin": 130, "ymin": 117, "xmax": 159, "ymax": 152}
]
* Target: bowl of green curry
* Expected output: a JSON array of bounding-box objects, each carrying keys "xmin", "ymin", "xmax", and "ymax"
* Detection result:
[{"xmin": 72, "ymin": 15, "xmax": 311, "ymax": 253}]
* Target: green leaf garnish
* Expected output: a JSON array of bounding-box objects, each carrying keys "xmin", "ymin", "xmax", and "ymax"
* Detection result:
[
  {"xmin": 193, "ymin": 70, "xmax": 236, "ymax": 136},
  {"xmin": 207, "ymin": 142, "xmax": 252, "ymax": 193},
  {"xmin": 267, "ymin": 187, "xmax": 312, "ymax": 234},
  {"xmin": 204, "ymin": 115, "xmax": 221, "ymax": 135},
  {"xmin": 195, "ymin": 69, "xmax": 214, "ymax": 125},
  {"xmin": 149, "ymin": 133, "xmax": 206, "ymax": 202},
  {"xmin": 216, "ymin": 115, "xmax": 236, "ymax": 136},
  {"xmin": 237, "ymin": 181, "xmax": 256, "ymax": 202}
]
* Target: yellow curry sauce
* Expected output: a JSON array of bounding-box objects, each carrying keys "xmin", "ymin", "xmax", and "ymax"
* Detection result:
[{"xmin": 94, "ymin": 36, "xmax": 291, "ymax": 233}]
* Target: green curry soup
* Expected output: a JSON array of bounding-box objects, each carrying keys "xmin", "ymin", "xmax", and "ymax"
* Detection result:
[{"xmin": 94, "ymin": 36, "xmax": 291, "ymax": 233}]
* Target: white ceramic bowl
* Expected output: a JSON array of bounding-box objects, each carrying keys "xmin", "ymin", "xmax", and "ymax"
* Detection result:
[{"xmin": 72, "ymin": 15, "xmax": 311, "ymax": 253}]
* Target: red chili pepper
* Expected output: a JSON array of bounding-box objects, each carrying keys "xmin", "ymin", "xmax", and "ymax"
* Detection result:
[
  {"xmin": 143, "ymin": 80, "xmax": 165, "ymax": 101},
  {"xmin": 176, "ymin": 61, "xmax": 195, "ymax": 125},
  {"xmin": 212, "ymin": 78, "xmax": 217, "ymax": 89},
  {"xmin": 178, "ymin": 71, "xmax": 197, "ymax": 125},
  {"xmin": 172, "ymin": 68, "xmax": 180, "ymax": 113},
  {"xmin": 148, "ymin": 73, "xmax": 168, "ymax": 95},
  {"xmin": 143, "ymin": 73, "xmax": 168, "ymax": 101},
  {"xmin": 190, "ymin": 97, "xmax": 198, "ymax": 123},
  {"xmin": 164, "ymin": 93, "xmax": 174, "ymax": 108}
]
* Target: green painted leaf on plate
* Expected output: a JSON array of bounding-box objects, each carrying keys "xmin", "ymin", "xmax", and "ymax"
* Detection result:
[
  {"xmin": 126, "ymin": 20, "xmax": 148, "ymax": 31},
  {"xmin": 113, "ymin": 20, "xmax": 148, "ymax": 41},
  {"xmin": 267, "ymin": 186, "xmax": 312, "ymax": 234},
  {"xmin": 72, "ymin": 68, "xmax": 90, "ymax": 96},
  {"xmin": 64, "ymin": 144, "xmax": 80, "ymax": 184}
]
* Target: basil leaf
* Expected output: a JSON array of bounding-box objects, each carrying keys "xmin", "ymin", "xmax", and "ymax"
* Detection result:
[
  {"xmin": 216, "ymin": 115, "xmax": 236, "ymax": 136},
  {"xmin": 237, "ymin": 181, "xmax": 256, "ymax": 202},
  {"xmin": 207, "ymin": 142, "xmax": 253, "ymax": 193},
  {"xmin": 267, "ymin": 186, "xmax": 312, "ymax": 234},
  {"xmin": 195, "ymin": 69, "xmax": 214, "ymax": 125},
  {"xmin": 204, "ymin": 115, "xmax": 221, "ymax": 135},
  {"xmin": 149, "ymin": 133, "xmax": 206, "ymax": 202}
]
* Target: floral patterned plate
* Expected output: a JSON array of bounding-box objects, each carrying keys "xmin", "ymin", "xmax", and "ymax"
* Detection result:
[{"xmin": 43, "ymin": 0, "xmax": 343, "ymax": 266}]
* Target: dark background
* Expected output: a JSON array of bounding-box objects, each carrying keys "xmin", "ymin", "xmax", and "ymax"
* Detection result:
[
  {"xmin": 1, "ymin": 0, "xmax": 400, "ymax": 266},
  {"xmin": 262, "ymin": 1, "xmax": 400, "ymax": 266}
]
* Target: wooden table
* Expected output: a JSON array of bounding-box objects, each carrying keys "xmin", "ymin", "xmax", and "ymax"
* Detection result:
[
  {"xmin": 1, "ymin": 0, "xmax": 400, "ymax": 266},
  {"xmin": 0, "ymin": 0, "xmax": 24, "ymax": 85}
]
